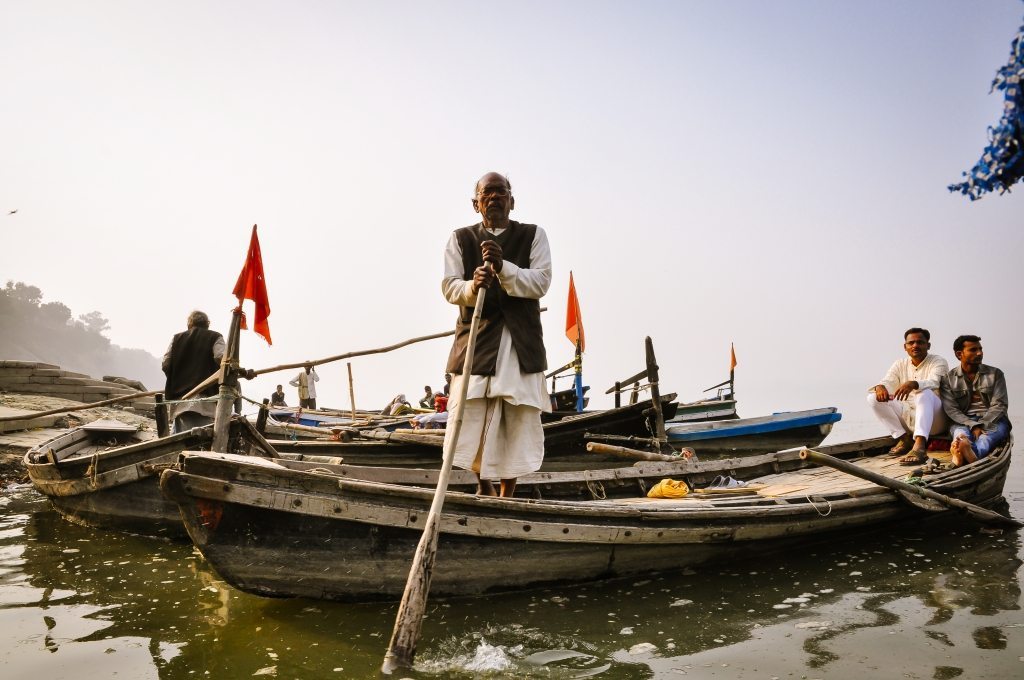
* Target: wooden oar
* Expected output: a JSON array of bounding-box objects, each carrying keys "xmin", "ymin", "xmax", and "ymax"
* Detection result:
[
  {"xmin": 800, "ymin": 448, "xmax": 1022, "ymax": 528},
  {"xmin": 382, "ymin": 268, "xmax": 491, "ymax": 674}
]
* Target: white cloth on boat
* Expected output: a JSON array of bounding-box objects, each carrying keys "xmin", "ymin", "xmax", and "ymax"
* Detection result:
[
  {"xmin": 441, "ymin": 224, "xmax": 552, "ymax": 479},
  {"xmin": 866, "ymin": 389, "xmax": 947, "ymax": 439},
  {"xmin": 869, "ymin": 353, "xmax": 949, "ymax": 436}
]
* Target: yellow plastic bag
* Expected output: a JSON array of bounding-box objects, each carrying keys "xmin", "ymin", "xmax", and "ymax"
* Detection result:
[{"xmin": 646, "ymin": 478, "xmax": 690, "ymax": 499}]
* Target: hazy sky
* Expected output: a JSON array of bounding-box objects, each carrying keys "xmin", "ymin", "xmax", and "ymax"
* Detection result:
[{"xmin": 2, "ymin": 1, "xmax": 1022, "ymax": 441}]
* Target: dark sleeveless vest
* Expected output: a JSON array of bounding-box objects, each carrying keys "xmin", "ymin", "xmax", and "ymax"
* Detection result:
[
  {"xmin": 446, "ymin": 221, "xmax": 547, "ymax": 376},
  {"xmin": 164, "ymin": 327, "xmax": 222, "ymax": 400}
]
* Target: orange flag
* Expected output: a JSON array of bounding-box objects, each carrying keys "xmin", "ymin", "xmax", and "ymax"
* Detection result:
[
  {"xmin": 565, "ymin": 271, "xmax": 585, "ymax": 353},
  {"xmin": 232, "ymin": 224, "xmax": 272, "ymax": 345},
  {"xmin": 730, "ymin": 343, "xmax": 737, "ymax": 371}
]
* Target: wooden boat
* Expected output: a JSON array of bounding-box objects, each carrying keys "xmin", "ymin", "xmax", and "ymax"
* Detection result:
[
  {"xmin": 158, "ymin": 435, "xmax": 1012, "ymax": 601},
  {"xmin": 22, "ymin": 418, "xmax": 343, "ymax": 538},
  {"xmin": 261, "ymin": 393, "xmax": 683, "ymax": 470},
  {"xmin": 666, "ymin": 407, "xmax": 841, "ymax": 455}
]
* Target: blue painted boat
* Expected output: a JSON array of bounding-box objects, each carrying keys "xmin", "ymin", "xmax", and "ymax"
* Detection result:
[{"xmin": 666, "ymin": 407, "xmax": 841, "ymax": 455}]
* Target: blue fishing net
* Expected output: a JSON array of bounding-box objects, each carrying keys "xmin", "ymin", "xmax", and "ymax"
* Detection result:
[{"xmin": 949, "ymin": 11, "xmax": 1024, "ymax": 200}]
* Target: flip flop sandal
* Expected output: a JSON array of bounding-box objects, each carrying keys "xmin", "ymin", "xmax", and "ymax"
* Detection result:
[
  {"xmin": 899, "ymin": 450, "xmax": 928, "ymax": 466},
  {"xmin": 888, "ymin": 438, "xmax": 912, "ymax": 456}
]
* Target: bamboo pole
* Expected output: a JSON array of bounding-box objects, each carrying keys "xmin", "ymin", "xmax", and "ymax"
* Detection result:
[
  {"xmin": 0, "ymin": 390, "xmax": 162, "ymax": 423},
  {"xmin": 347, "ymin": 362, "xmax": 357, "ymax": 421},
  {"xmin": 358, "ymin": 429, "xmax": 445, "ymax": 447},
  {"xmin": 211, "ymin": 310, "xmax": 243, "ymax": 452},
  {"xmin": 382, "ymin": 270, "xmax": 491, "ymax": 674},
  {"xmin": 586, "ymin": 441, "xmax": 684, "ymax": 462},
  {"xmin": 799, "ymin": 448, "xmax": 1022, "ymax": 528}
]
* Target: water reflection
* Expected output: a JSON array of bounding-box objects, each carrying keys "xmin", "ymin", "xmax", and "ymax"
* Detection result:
[{"xmin": 1, "ymin": 472, "xmax": 1021, "ymax": 678}]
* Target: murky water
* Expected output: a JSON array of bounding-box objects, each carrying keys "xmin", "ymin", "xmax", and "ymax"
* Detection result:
[{"xmin": 1, "ymin": 443, "xmax": 1021, "ymax": 679}]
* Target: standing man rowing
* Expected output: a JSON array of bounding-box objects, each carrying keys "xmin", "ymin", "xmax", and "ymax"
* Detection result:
[{"xmin": 442, "ymin": 172, "xmax": 552, "ymax": 497}]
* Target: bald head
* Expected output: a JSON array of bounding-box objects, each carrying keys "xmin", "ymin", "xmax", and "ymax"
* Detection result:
[
  {"xmin": 474, "ymin": 172, "xmax": 511, "ymax": 196},
  {"xmin": 472, "ymin": 172, "xmax": 514, "ymax": 228}
]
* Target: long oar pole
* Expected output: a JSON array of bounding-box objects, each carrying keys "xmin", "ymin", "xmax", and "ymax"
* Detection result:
[
  {"xmin": 800, "ymin": 448, "xmax": 1022, "ymax": 528},
  {"xmin": 382, "ymin": 275, "xmax": 490, "ymax": 674}
]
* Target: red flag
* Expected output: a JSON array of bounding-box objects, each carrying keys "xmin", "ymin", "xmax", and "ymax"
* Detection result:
[
  {"xmin": 232, "ymin": 224, "xmax": 272, "ymax": 345},
  {"xmin": 565, "ymin": 271, "xmax": 585, "ymax": 353},
  {"xmin": 730, "ymin": 343, "xmax": 737, "ymax": 371}
]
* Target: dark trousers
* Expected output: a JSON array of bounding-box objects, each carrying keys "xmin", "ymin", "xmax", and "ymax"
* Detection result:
[{"xmin": 300, "ymin": 398, "xmax": 317, "ymax": 409}]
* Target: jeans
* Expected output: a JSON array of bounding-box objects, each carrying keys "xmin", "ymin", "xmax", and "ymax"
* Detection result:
[{"xmin": 950, "ymin": 419, "xmax": 1011, "ymax": 459}]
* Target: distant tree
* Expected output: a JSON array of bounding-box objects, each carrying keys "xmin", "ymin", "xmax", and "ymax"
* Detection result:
[
  {"xmin": 78, "ymin": 311, "xmax": 110, "ymax": 335},
  {"xmin": 4, "ymin": 280, "xmax": 43, "ymax": 305}
]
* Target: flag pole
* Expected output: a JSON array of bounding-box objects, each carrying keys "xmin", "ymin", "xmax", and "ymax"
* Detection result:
[{"xmin": 211, "ymin": 308, "xmax": 242, "ymax": 452}]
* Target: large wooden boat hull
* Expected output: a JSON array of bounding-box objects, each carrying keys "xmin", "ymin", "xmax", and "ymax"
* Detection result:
[{"xmin": 159, "ymin": 436, "xmax": 1012, "ymax": 601}]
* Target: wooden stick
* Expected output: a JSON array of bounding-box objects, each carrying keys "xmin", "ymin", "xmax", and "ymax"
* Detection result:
[
  {"xmin": 0, "ymin": 389, "xmax": 162, "ymax": 423},
  {"xmin": 154, "ymin": 394, "xmax": 170, "ymax": 437},
  {"xmin": 586, "ymin": 441, "xmax": 684, "ymax": 462},
  {"xmin": 358, "ymin": 429, "xmax": 444, "ymax": 447},
  {"xmin": 799, "ymin": 448, "xmax": 1022, "ymax": 528},
  {"xmin": 383, "ymin": 271, "xmax": 490, "ymax": 674},
  {"xmin": 238, "ymin": 416, "xmax": 282, "ymax": 458},
  {"xmin": 212, "ymin": 309, "xmax": 243, "ymax": 452},
  {"xmin": 249, "ymin": 308, "xmax": 545, "ymax": 378},
  {"xmin": 347, "ymin": 362, "xmax": 356, "ymax": 421}
]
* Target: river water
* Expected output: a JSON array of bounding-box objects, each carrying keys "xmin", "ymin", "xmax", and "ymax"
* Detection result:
[{"xmin": 1, "ymin": 423, "xmax": 1021, "ymax": 679}]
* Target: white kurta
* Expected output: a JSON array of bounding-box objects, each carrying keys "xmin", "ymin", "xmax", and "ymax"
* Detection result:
[
  {"xmin": 869, "ymin": 353, "xmax": 949, "ymax": 432},
  {"xmin": 441, "ymin": 224, "xmax": 552, "ymax": 479}
]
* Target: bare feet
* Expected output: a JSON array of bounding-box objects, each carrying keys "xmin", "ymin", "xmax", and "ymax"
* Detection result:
[
  {"xmin": 950, "ymin": 437, "xmax": 977, "ymax": 466},
  {"xmin": 477, "ymin": 479, "xmax": 497, "ymax": 496}
]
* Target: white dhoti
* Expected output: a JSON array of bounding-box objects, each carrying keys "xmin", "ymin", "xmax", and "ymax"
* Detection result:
[
  {"xmin": 445, "ymin": 328, "xmax": 550, "ymax": 480},
  {"xmin": 866, "ymin": 389, "xmax": 947, "ymax": 439}
]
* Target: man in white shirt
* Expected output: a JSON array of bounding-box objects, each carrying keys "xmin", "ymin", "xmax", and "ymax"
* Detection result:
[
  {"xmin": 289, "ymin": 365, "xmax": 319, "ymax": 409},
  {"xmin": 442, "ymin": 172, "xmax": 552, "ymax": 497},
  {"xmin": 867, "ymin": 327, "xmax": 949, "ymax": 464}
]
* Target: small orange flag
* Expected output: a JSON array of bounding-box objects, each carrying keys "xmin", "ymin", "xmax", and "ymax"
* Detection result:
[
  {"xmin": 730, "ymin": 343, "xmax": 737, "ymax": 371},
  {"xmin": 232, "ymin": 224, "xmax": 272, "ymax": 345},
  {"xmin": 565, "ymin": 271, "xmax": 585, "ymax": 353}
]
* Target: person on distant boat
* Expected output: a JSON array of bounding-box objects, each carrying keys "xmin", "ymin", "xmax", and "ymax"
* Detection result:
[
  {"xmin": 418, "ymin": 385, "xmax": 434, "ymax": 409},
  {"xmin": 940, "ymin": 335, "xmax": 1011, "ymax": 466},
  {"xmin": 382, "ymin": 393, "xmax": 412, "ymax": 416},
  {"xmin": 442, "ymin": 172, "xmax": 552, "ymax": 497},
  {"xmin": 443, "ymin": 373, "xmax": 452, "ymax": 396},
  {"xmin": 162, "ymin": 310, "xmax": 225, "ymax": 433},
  {"xmin": 289, "ymin": 365, "xmax": 319, "ymax": 409},
  {"xmin": 411, "ymin": 392, "xmax": 449, "ymax": 429},
  {"xmin": 867, "ymin": 327, "xmax": 949, "ymax": 465},
  {"xmin": 270, "ymin": 385, "xmax": 287, "ymax": 407}
]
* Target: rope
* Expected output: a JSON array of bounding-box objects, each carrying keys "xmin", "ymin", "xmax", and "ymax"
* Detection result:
[
  {"xmin": 586, "ymin": 479, "xmax": 607, "ymax": 500},
  {"xmin": 805, "ymin": 495, "xmax": 833, "ymax": 517}
]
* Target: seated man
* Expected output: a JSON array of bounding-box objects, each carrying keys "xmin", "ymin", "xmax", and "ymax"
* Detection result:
[
  {"xmin": 270, "ymin": 384, "xmax": 287, "ymax": 407},
  {"xmin": 867, "ymin": 327, "xmax": 949, "ymax": 464},
  {"xmin": 941, "ymin": 335, "xmax": 1011, "ymax": 466}
]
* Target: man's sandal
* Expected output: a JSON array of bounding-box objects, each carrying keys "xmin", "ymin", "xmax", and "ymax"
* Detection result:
[
  {"xmin": 888, "ymin": 437, "xmax": 912, "ymax": 456},
  {"xmin": 899, "ymin": 450, "xmax": 928, "ymax": 466}
]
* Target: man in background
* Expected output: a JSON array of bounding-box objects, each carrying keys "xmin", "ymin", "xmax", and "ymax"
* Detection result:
[
  {"xmin": 162, "ymin": 310, "xmax": 224, "ymax": 432},
  {"xmin": 941, "ymin": 335, "xmax": 1011, "ymax": 466},
  {"xmin": 290, "ymin": 365, "xmax": 319, "ymax": 409},
  {"xmin": 270, "ymin": 385, "xmax": 287, "ymax": 407}
]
